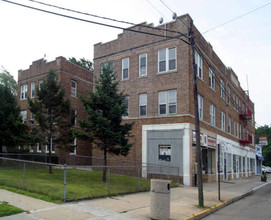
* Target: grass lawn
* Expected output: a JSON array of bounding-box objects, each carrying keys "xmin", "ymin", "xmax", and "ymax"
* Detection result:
[
  {"xmin": 0, "ymin": 202, "xmax": 24, "ymax": 217},
  {"xmin": 0, "ymin": 163, "xmax": 151, "ymax": 203}
]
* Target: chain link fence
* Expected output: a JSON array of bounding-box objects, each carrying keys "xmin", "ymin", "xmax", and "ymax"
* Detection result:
[{"xmin": 0, "ymin": 155, "xmax": 181, "ymax": 202}]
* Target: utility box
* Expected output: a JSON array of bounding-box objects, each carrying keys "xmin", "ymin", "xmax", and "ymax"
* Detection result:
[{"xmin": 150, "ymin": 179, "xmax": 171, "ymax": 220}]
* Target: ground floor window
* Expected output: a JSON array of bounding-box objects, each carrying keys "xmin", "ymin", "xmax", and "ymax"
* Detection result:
[
  {"xmin": 233, "ymin": 154, "xmax": 237, "ymax": 173},
  {"xmin": 247, "ymin": 157, "xmax": 249, "ymax": 172},
  {"xmin": 239, "ymin": 156, "xmax": 242, "ymax": 172},
  {"xmin": 202, "ymin": 148, "xmax": 215, "ymax": 174},
  {"xmin": 243, "ymin": 156, "xmax": 245, "ymax": 172},
  {"xmin": 227, "ymin": 153, "xmax": 232, "ymax": 173}
]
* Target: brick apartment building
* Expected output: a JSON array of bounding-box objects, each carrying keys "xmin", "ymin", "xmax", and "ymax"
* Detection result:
[
  {"xmin": 17, "ymin": 56, "xmax": 93, "ymax": 160},
  {"xmin": 93, "ymin": 14, "xmax": 256, "ymax": 186}
]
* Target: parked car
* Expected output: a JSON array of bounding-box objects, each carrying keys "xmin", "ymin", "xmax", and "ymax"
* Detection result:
[
  {"xmin": 266, "ymin": 166, "xmax": 271, "ymax": 173},
  {"xmin": 262, "ymin": 166, "xmax": 267, "ymax": 173}
]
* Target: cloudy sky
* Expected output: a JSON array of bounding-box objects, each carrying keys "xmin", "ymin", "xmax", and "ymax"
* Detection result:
[{"xmin": 0, "ymin": 0, "xmax": 270, "ymax": 127}]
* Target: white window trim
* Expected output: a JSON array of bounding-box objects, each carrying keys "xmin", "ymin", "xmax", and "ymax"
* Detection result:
[
  {"xmin": 158, "ymin": 90, "xmax": 177, "ymax": 115},
  {"xmin": 139, "ymin": 93, "xmax": 147, "ymax": 116},
  {"xmin": 209, "ymin": 68, "xmax": 215, "ymax": 91},
  {"xmin": 37, "ymin": 143, "xmax": 41, "ymax": 153},
  {"xmin": 20, "ymin": 84, "xmax": 27, "ymax": 100},
  {"xmin": 139, "ymin": 53, "xmax": 147, "ymax": 77},
  {"xmin": 195, "ymin": 51, "xmax": 203, "ymax": 79},
  {"xmin": 198, "ymin": 94, "xmax": 204, "ymax": 121},
  {"xmin": 221, "ymin": 111, "xmax": 225, "ymax": 131},
  {"xmin": 122, "ymin": 57, "xmax": 129, "ymax": 80},
  {"xmin": 71, "ymin": 80, "xmax": 77, "ymax": 97},
  {"xmin": 71, "ymin": 109, "xmax": 77, "ymax": 126},
  {"xmin": 227, "ymin": 86, "xmax": 231, "ymax": 105},
  {"xmin": 124, "ymin": 96, "xmax": 129, "ymax": 117},
  {"xmin": 70, "ymin": 138, "xmax": 77, "ymax": 155},
  {"xmin": 45, "ymin": 138, "xmax": 55, "ymax": 153},
  {"xmin": 30, "ymin": 82, "xmax": 35, "ymax": 98},
  {"xmin": 220, "ymin": 79, "xmax": 225, "ymax": 99},
  {"xmin": 20, "ymin": 110, "xmax": 27, "ymax": 124},
  {"xmin": 158, "ymin": 47, "xmax": 177, "ymax": 73},
  {"xmin": 209, "ymin": 104, "xmax": 216, "ymax": 127}
]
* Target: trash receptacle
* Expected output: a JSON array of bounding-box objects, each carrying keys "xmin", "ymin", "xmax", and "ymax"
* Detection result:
[{"xmin": 150, "ymin": 179, "xmax": 170, "ymax": 220}]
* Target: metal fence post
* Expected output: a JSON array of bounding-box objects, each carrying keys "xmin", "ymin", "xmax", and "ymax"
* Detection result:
[
  {"xmin": 23, "ymin": 162, "xmax": 26, "ymax": 187},
  {"xmin": 137, "ymin": 166, "xmax": 140, "ymax": 192},
  {"xmin": 107, "ymin": 167, "xmax": 110, "ymax": 197},
  {"xmin": 63, "ymin": 164, "xmax": 67, "ymax": 202},
  {"xmin": 177, "ymin": 167, "xmax": 180, "ymax": 185}
]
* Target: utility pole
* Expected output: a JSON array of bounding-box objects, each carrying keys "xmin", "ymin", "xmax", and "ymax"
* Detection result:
[{"xmin": 189, "ymin": 18, "xmax": 204, "ymax": 207}]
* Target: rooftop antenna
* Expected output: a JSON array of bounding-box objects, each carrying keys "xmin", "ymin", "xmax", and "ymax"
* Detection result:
[
  {"xmin": 172, "ymin": 12, "xmax": 177, "ymax": 20},
  {"xmin": 159, "ymin": 17, "xmax": 167, "ymax": 38}
]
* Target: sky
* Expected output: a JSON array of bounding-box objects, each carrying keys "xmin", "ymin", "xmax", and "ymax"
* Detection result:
[{"xmin": 0, "ymin": 0, "xmax": 270, "ymax": 127}]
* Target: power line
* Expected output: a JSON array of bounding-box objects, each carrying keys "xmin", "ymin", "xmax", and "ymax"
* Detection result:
[
  {"xmin": 26, "ymin": 0, "xmax": 188, "ymax": 38},
  {"xmin": 1, "ymin": 0, "xmax": 190, "ymax": 45},
  {"xmin": 159, "ymin": 0, "xmax": 174, "ymax": 13},
  {"xmin": 146, "ymin": 0, "xmax": 169, "ymax": 21},
  {"xmin": 203, "ymin": 1, "xmax": 271, "ymax": 34}
]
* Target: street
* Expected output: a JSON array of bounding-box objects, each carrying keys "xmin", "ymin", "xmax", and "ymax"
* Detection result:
[{"xmin": 202, "ymin": 183, "xmax": 271, "ymax": 220}]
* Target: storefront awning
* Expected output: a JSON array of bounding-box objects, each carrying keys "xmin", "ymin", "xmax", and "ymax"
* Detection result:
[{"xmin": 256, "ymin": 155, "xmax": 264, "ymax": 161}]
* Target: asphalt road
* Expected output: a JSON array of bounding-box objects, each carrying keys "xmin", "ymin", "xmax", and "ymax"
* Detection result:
[{"xmin": 202, "ymin": 183, "xmax": 271, "ymax": 220}]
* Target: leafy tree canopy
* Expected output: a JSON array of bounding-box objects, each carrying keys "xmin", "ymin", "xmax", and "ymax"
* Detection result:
[
  {"xmin": 28, "ymin": 70, "xmax": 74, "ymax": 170},
  {"xmin": 0, "ymin": 67, "xmax": 17, "ymax": 96},
  {"xmin": 0, "ymin": 85, "xmax": 30, "ymax": 152},
  {"xmin": 72, "ymin": 64, "xmax": 134, "ymax": 181},
  {"xmin": 69, "ymin": 57, "xmax": 93, "ymax": 71},
  {"xmin": 255, "ymin": 125, "xmax": 271, "ymax": 166}
]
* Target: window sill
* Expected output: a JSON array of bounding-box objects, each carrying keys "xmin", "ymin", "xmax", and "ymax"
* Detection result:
[
  {"xmin": 121, "ymin": 78, "xmax": 129, "ymax": 81},
  {"xmin": 138, "ymin": 75, "xmax": 147, "ymax": 79},
  {"xmin": 157, "ymin": 69, "xmax": 177, "ymax": 75}
]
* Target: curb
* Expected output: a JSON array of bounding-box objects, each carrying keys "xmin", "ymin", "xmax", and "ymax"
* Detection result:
[{"xmin": 184, "ymin": 180, "xmax": 271, "ymax": 220}]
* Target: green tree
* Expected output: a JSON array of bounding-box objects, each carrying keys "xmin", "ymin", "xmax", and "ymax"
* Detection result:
[
  {"xmin": 255, "ymin": 125, "xmax": 271, "ymax": 167},
  {"xmin": 69, "ymin": 57, "xmax": 93, "ymax": 71},
  {"xmin": 72, "ymin": 65, "xmax": 134, "ymax": 182},
  {"xmin": 0, "ymin": 85, "xmax": 29, "ymax": 153},
  {"xmin": 0, "ymin": 67, "xmax": 17, "ymax": 96},
  {"xmin": 28, "ymin": 70, "xmax": 74, "ymax": 173}
]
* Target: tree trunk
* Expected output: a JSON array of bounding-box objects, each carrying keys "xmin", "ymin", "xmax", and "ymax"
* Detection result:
[
  {"xmin": 102, "ymin": 147, "xmax": 107, "ymax": 182},
  {"xmin": 48, "ymin": 138, "xmax": 53, "ymax": 174}
]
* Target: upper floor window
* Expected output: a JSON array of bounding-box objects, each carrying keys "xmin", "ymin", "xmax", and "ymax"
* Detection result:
[
  {"xmin": 101, "ymin": 61, "xmax": 114, "ymax": 74},
  {"xmin": 198, "ymin": 94, "xmax": 204, "ymax": 121},
  {"xmin": 158, "ymin": 47, "xmax": 176, "ymax": 73},
  {"xmin": 124, "ymin": 96, "xmax": 129, "ymax": 117},
  {"xmin": 122, "ymin": 57, "xmax": 129, "ymax": 80},
  {"xmin": 20, "ymin": 110, "xmax": 27, "ymax": 123},
  {"xmin": 233, "ymin": 92, "xmax": 235, "ymax": 109},
  {"xmin": 221, "ymin": 111, "xmax": 225, "ymax": 131},
  {"xmin": 220, "ymin": 79, "xmax": 225, "ymax": 99},
  {"xmin": 20, "ymin": 84, "xmax": 27, "ymax": 100},
  {"xmin": 139, "ymin": 53, "xmax": 147, "ymax": 77},
  {"xmin": 71, "ymin": 109, "xmax": 77, "ymax": 126},
  {"xmin": 37, "ymin": 143, "xmax": 41, "ymax": 152},
  {"xmin": 228, "ymin": 116, "xmax": 232, "ymax": 134},
  {"xmin": 31, "ymin": 82, "xmax": 35, "ymax": 98},
  {"xmin": 38, "ymin": 80, "xmax": 43, "ymax": 90},
  {"xmin": 30, "ymin": 112, "xmax": 34, "ymax": 125},
  {"xmin": 195, "ymin": 51, "xmax": 203, "ymax": 79},
  {"xmin": 209, "ymin": 68, "xmax": 215, "ymax": 91},
  {"xmin": 209, "ymin": 104, "xmax": 216, "ymax": 127},
  {"xmin": 159, "ymin": 90, "xmax": 177, "ymax": 115},
  {"xmin": 71, "ymin": 80, "xmax": 77, "ymax": 97},
  {"xmin": 139, "ymin": 93, "xmax": 147, "ymax": 116},
  {"xmin": 227, "ymin": 86, "xmax": 231, "ymax": 105},
  {"xmin": 70, "ymin": 138, "xmax": 77, "ymax": 155}
]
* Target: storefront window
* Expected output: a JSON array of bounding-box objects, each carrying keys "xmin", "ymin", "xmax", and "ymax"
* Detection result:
[
  {"xmin": 247, "ymin": 157, "xmax": 249, "ymax": 172},
  {"xmin": 243, "ymin": 156, "xmax": 245, "ymax": 172},
  {"xmin": 233, "ymin": 154, "xmax": 236, "ymax": 173},
  {"xmin": 239, "ymin": 156, "xmax": 242, "ymax": 172},
  {"xmin": 202, "ymin": 148, "xmax": 215, "ymax": 174},
  {"xmin": 219, "ymin": 152, "xmax": 223, "ymax": 173},
  {"xmin": 227, "ymin": 153, "xmax": 232, "ymax": 173}
]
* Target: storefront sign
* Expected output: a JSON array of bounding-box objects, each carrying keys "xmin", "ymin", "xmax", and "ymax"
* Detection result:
[
  {"xmin": 256, "ymin": 146, "xmax": 262, "ymax": 156},
  {"xmin": 158, "ymin": 145, "xmax": 171, "ymax": 162},
  {"xmin": 259, "ymin": 136, "xmax": 268, "ymax": 146},
  {"xmin": 208, "ymin": 136, "xmax": 216, "ymax": 149},
  {"xmin": 192, "ymin": 131, "xmax": 207, "ymax": 146}
]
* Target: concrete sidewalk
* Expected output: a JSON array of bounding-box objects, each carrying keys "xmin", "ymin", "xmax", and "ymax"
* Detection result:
[{"xmin": 1, "ymin": 175, "xmax": 270, "ymax": 220}]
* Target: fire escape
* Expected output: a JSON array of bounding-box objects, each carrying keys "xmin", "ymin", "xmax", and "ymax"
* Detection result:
[{"xmin": 239, "ymin": 91, "xmax": 252, "ymax": 145}]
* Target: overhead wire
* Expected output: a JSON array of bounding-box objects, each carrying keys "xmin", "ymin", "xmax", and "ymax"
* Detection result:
[
  {"xmin": 26, "ymin": 0, "xmax": 188, "ymax": 38},
  {"xmin": 0, "ymin": 0, "xmax": 190, "ymax": 45},
  {"xmin": 146, "ymin": 0, "xmax": 169, "ymax": 21}
]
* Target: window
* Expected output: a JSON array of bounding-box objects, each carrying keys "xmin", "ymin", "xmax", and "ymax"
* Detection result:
[
  {"xmin": 20, "ymin": 84, "xmax": 27, "ymax": 100},
  {"xmin": 139, "ymin": 93, "xmax": 147, "ymax": 116},
  {"xmin": 239, "ymin": 125, "xmax": 242, "ymax": 139},
  {"xmin": 38, "ymin": 80, "xmax": 43, "ymax": 90},
  {"xmin": 139, "ymin": 53, "xmax": 147, "ymax": 77},
  {"xmin": 234, "ymin": 120, "xmax": 236, "ymax": 137},
  {"xmin": 236, "ymin": 122, "xmax": 239, "ymax": 138},
  {"xmin": 29, "ymin": 145, "xmax": 33, "ymax": 153},
  {"xmin": 159, "ymin": 90, "xmax": 177, "ymax": 115},
  {"xmin": 221, "ymin": 111, "xmax": 225, "ymax": 131},
  {"xmin": 233, "ymin": 92, "xmax": 235, "ymax": 109},
  {"xmin": 20, "ymin": 110, "xmax": 27, "ymax": 123},
  {"xmin": 227, "ymin": 86, "xmax": 231, "ymax": 105},
  {"xmin": 158, "ymin": 47, "xmax": 176, "ymax": 73},
  {"xmin": 30, "ymin": 112, "xmax": 34, "ymax": 125},
  {"xmin": 46, "ymin": 138, "xmax": 55, "ymax": 153},
  {"xmin": 209, "ymin": 68, "xmax": 215, "ymax": 90},
  {"xmin": 122, "ymin": 57, "xmax": 129, "ymax": 79},
  {"xmin": 101, "ymin": 61, "xmax": 114, "ymax": 74},
  {"xmin": 71, "ymin": 109, "xmax": 77, "ymax": 126},
  {"xmin": 31, "ymin": 82, "xmax": 35, "ymax": 98},
  {"xmin": 71, "ymin": 80, "xmax": 77, "ymax": 97},
  {"xmin": 37, "ymin": 143, "xmax": 41, "ymax": 152},
  {"xmin": 209, "ymin": 104, "xmax": 216, "ymax": 126},
  {"xmin": 195, "ymin": 51, "xmax": 203, "ymax": 79},
  {"xmin": 198, "ymin": 94, "xmax": 204, "ymax": 120},
  {"xmin": 228, "ymin": 116, "xmax": 231, "ymax": 134},
  {"xmin": 70, "ymin": 138, "xmax": 76, "ymax": 154},
  {"xmin": 220, "ymin": 79, "xmax": 225, "ymax": 99},
  {"xmin": 124, "ymin": 96, "xmax": 129, "ymax": 117}
]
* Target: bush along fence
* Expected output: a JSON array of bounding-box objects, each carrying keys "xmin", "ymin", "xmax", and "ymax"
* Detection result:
[{"xmin": 0, "ymin": 156, "xmax": 180, "ymax": 203}]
